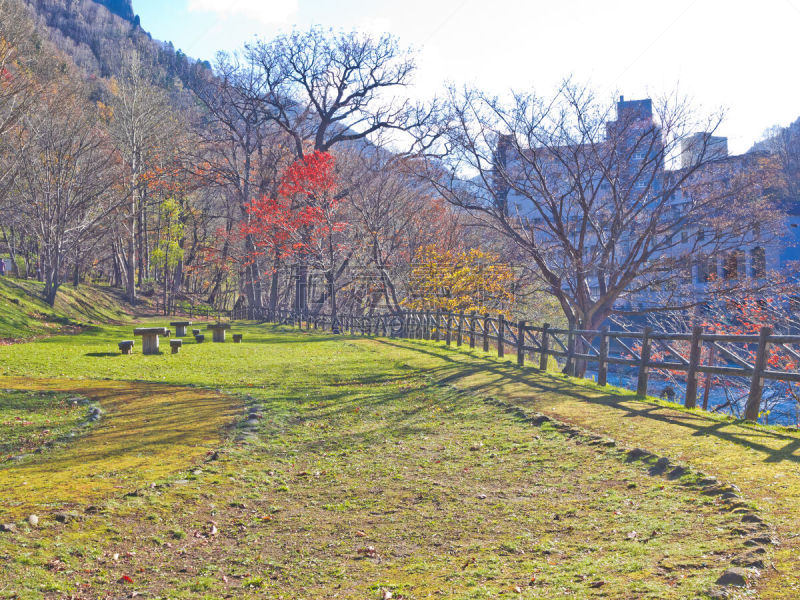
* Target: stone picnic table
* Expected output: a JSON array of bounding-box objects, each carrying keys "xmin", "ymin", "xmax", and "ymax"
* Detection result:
[
  {"xmin": 133, "ymin": 327, "xmax": 169, "ymax": 354},
  {"xmin": 207, "ymin": 323, "xmax": 231, "ymax": 343},
  {"xmin": 169, "ymin": 321, "xmax": 192, "ymax": 337}
]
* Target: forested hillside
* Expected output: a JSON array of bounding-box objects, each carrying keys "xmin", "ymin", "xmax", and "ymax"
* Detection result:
[{"xmin": 21, "ymin": 0, "xmax": 209, "ymax": 84}]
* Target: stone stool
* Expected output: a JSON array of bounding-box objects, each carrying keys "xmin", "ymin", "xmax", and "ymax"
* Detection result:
[
  {"xmin": 233, "ymin": 333, "xmax": 243, "ymax": 343},
  {"xmin": 170, "ymin": 339, "xmax": 183, "ymax": 354},
  {"xmin": 192, "ymin": 329, "xmax": 201, "ymax": 336},
  {"xmin": 195, "ymin": 334, "xmax": 205, "ymax": 343},
  {"xmin": 118, "ymin": 340, "xmax": 134, "ymax": 355}
]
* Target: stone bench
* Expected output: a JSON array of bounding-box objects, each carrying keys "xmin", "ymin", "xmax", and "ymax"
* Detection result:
[
  {"xmin": 133, "ymin": 327, "xmax": 168, "ymax": 355},
  {"xmin": 195, "ymin": 334, "xmax": 205, "ymax": 343},
  {"xmin": 233, "ymin": 333, "xmax": 243, "ymax": 343},
  {"xmin": 192, "ymin": 329, "xmax": 200, "ymax": 336},
  {"xmin": 169, "ymin": 339, "xmax": 183, "ymax": 354},
  {"xmin": 170, "ymin": 321, "xmax": 192, "ymax": 337},
  {"xmin": 118, "ymin": 340, "xmax": 134, "ymax": 355},
  {"xmin": 207, "ymin": 323, "xmax": 232, "ymax": 343}
]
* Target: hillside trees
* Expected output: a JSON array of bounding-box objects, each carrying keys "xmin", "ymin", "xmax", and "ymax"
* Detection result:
[
  {"xmin": 107, "ymin": 51, "xmax": 181, "ymax": 304},
  {"xmin": 240, "ymin": 28, "xmax": 424, "ymax": 312},
  {"xmin": 192, "ymin": 53, "xmax": 288, "ymax": 310},
  {"xmin": 12, "ymin": 75, "xmax": 119, "ymax": 304},
  {"xmin": 0, "ymin": 0, "xmax": 38, "ymax": 203}
]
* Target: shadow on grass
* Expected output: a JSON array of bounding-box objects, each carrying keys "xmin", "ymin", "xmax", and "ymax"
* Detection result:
[{"xmin": 370, "ymin": 337, "xmax": 800, "ymax": 466}]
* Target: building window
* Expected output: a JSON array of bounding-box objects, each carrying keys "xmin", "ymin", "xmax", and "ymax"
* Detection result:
[
  {"xmin": 723, "ymin": 252, "xmax": 740, "ymax": 280},
  {"xmin": 751, "ymin": 247, "xmax": 766, "ymax": 278},
  {"xmin": 681, "ymin": 231, "xmax": 688, "ymax": 243}
]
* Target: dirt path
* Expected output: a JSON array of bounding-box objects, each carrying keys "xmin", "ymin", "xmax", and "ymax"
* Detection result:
[{"xmin": 0, "ymin": 377, "xmax": 241, "ymax": 518}]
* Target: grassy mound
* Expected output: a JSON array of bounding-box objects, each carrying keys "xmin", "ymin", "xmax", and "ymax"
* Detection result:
[
  {"xmin": 0, "ymin": 324, "xmax": 767, "ymax": 599},
  {"xmin": 0, "ymin": 278, "xmax": 129, "ymax": 341}
]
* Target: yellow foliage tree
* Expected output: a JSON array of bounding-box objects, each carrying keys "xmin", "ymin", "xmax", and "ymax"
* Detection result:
[{"xmin": 403, "ymin": 245, "xmax": 515, "ymax": 317}]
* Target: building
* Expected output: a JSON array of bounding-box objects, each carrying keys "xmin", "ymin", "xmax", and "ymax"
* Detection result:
[{"xmin": 494, "ymin": 95, "xmax": 790, "ymax": 312}]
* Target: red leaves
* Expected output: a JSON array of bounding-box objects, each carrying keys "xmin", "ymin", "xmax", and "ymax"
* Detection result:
[
  {"xmin": 279, "ymin": 151, "xmax": 336, "ymax": 197},
  {"xmin": 119, "ymin": 574, "xmax": 133, "ymax": 584},
  {"xmin": 241, "ymin": 151, "xmax": 345, "ymax": 263}
]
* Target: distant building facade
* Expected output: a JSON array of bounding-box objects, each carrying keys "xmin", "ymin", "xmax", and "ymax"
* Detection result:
[{"xmin": 495, "ymin": 95, "xmax": 793, "ymax": 311}]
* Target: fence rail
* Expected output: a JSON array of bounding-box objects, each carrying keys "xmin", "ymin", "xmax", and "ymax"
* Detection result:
[{"xmin": 167, "ymin": 303, "xmax": 799, "ymax": 422}]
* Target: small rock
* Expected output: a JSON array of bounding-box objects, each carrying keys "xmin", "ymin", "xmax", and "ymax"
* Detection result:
[
  {"xmin": 716, "ymin": 567, "xmax": 748, "ymax": 587},
  {"xmin": 54, "ymin": 512, "xmax": 81, "ymax": 524},
  {"xmin": 0, "ymin": 523, "xmax": 16, "ymax": 533},
  {"xmin": 28, "ymin": 515, "xmax": 39, "ymax": 527},
  {"xmin": 741, "ymin": 514, "xmax": 763, "ymax": 524},
  {"xmin": 192, "ymin": 469, "xmax": 202, "ymax": 476},
  {"xmin": 477, "ymin": 493, "xmax": 487, "ymax": 499},
  {"xmin": 469, "ymin": 442, "xmax": 483, "ymax": 451},
  {"xmin": 721, "ymin": 492, "xmax": 741, "ymax": 500},
  {"xmin": 746, "ymin": 536, "xmax": 778, "ymax": 546}
]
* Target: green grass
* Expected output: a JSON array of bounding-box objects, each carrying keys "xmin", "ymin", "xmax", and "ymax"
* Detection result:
[
  {"xmin": 0, "ymin": 391, "xmax": 89, "ymax": 460},
  {"xmin": 0, "ymin": 277, "xmax": 129, "ymax": 340},
  {"xmin": 0, "ymin": 323, "xmax": 765, "ymax": 599}
]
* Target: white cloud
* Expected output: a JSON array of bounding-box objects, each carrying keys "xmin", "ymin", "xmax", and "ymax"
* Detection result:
[{"xmin": 187, "ymin": 0, "xmax": 298, "ymax": 25}]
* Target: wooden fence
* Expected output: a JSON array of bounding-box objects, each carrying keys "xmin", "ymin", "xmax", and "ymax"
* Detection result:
[{"xmin": 169, "ymin": 303, "xmax": 800, "ymax": 422}]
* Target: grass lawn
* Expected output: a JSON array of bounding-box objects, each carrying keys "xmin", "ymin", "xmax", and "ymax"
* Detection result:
[
  {"xmin": 0, "ymin": 391, "xmax": 89, "ymax": 460},
  {"xmin": 0, "ymin": 322, "xmax": 792, "ymax": 598}
]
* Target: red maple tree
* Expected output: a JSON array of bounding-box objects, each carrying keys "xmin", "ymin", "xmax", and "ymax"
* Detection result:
[{"xmin": 241, "ymin": 150, "xmax": 341, "ymax": 262}]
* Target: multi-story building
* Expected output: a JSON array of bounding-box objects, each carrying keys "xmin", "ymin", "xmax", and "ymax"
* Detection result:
[{"xmin": 494, "ymin": 95, "xmax": 792, "ymax": 312}]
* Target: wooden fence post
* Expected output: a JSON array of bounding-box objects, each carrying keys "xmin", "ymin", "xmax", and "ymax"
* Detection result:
[
  {"xmin": 456, "ymin": 312, "xmax": 464, "ymax": 346},
  {"xmin": 539, "ymin": 324, "xmax": 550, "ymax": 371},
  {"xmin": 497, "ymin": 314, "xmax": 505, "ymax": 358},
  {"xmin": 483, "ymin": 313, "xmax": 490, "ymax": 352},
  {"xmin": 434, "ymin": 309, "xmax": 441, "ymax": 342},
  {"xmin": 598, "ymin": 326, "xmax": 609, "ymax": 386},
  {"xmin": 445, "ymin": 312, "xmax": 452, "ymax": 346},
  {"xmin": 469, "ymin": 312, "xmax": 476, "ymax": 348},
  {"xmin": 636, "ymin": 327, "xmax": 653, "ymax": 397},
  {"xmin": 517, "ymin": 320, "xmax": 526, "ymax": 366},
  {"xmin": 745, "ymin": 326, "xmax": 772, "ymax": 421},
  {"xmin": 424, "ymin": 310, "xmax": 431, "ymax": 340},
  {"xmin": 565, "ymin": 329, "xmax": 576, "ymax": 376},
  {"xmin": 684, "ymin": 326, "xmax": 703, "ymax": 408}
]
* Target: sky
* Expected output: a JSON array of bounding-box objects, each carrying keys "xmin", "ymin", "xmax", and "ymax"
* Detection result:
[{"xmin": 132, "ymin": 0, "xmax": 800, "ymax": 153}]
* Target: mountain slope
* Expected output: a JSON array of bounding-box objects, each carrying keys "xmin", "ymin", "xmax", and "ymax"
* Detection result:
[{"xmin": 21, "ymin": 0, "xmax": 209, "ymax": 85}]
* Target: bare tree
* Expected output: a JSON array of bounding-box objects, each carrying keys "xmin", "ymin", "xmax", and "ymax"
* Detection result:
[
  {"xmin": 191, "ymin": 53, "xmax": 290, "ymax": 310},
  {"xmin": 417, "ymin": 84, "xmax": 783, "ymax": 338},
  {"xmin": 12, "ymin": 79, "xmax": 118, "ymax": 304},
  {"xmin": 245, "ymin": 27, "xmax": 422, "ymax": 312},
  {"xmin": 108, "ymin": 51, "xmax": 178, "ymax": 304}
]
